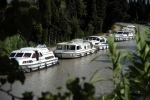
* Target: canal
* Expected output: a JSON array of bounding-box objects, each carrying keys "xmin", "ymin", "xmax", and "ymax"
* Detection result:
[{"xmin": 0, "ymin": 39, "xmax": 136, "ymax": 100}]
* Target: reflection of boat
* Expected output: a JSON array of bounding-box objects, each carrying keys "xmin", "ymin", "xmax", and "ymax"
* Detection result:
[
  {"xmin": 86, "ymin": 36, "xmax": 109, "ymax": 50},
  {"xmin": 9, "ymin": 44, "xmax": 59, "ymax": 72},
  {"xmin": 54, "ymin": 39, "xmax": 96, "ymax": 58}
]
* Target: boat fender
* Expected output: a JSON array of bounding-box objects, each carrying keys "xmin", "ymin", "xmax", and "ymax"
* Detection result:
[
  {"xmin": 52, "ymin": 62, "xmax": 54, "ymax": 66},
  {"xmin": 30, "ymin": 68, "xmax": 32, "ymax": 72},
  {"xmin": 57, "ymin": 61, "xmax": 59, "ymax": 65},
  {"xmin": 45, "ymin": 63, "xmax": 47, "ymax": 69},
  {"xmin": 38, "ymin": 66, "xmax": 40, "ymax": 70}
]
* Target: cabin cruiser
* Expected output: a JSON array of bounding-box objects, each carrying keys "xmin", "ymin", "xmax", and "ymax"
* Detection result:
[
  {"xmin": 115, "ymin": 31, "xmax": 134, "ymax": 41},
  {"xmin": 86, "ymin": 36, "xmax": 109, "ymax": 50},
  {"xmin": 9, "ymin": 44, "xmax": 59, "ymax": 72},
  {"xmin": 54, "ymin": 39, "xmax": 96, "ymax": 58},
  {"xmin": 126, "ymin": 25, "xmax": 136, "ymax": 34}
]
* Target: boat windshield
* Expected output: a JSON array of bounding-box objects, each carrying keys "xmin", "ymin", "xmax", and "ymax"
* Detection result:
[
  {"xmin": 67, "ymin": 45, "xmax": 76, "ymax": 50},
  {"xmin": 57, "ymin": 45, "xmax": 64, "ymax": 50},
  {"xmin": 123, "ymin": 32, "xmax": 129, "ymax": 34},
  {"xmin": 88, "ymin": 37, "xmax": 97, "ymax": 40},
  {"xmin": 100, "ymin": 38, "xmax": 105, "ymax": 42},
  {"xmin": 10, "ymin": 53, "xmax": 16, "ymax": 57},
  {"xmin": 117, "ymin": 32, "xmax": 123, "ymax": 34},
  {"xmin": 15, "ymin": 53, "xmax": 24, "ymax": 57},
  {"xmin": 23, "ymin": 53, "xmax": 31, "ymax": 57}
]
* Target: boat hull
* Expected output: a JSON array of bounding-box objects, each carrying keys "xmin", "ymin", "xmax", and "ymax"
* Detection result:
[{"xmin": 19, "ymin": 58, "xmax": 59, "ymax": 72}]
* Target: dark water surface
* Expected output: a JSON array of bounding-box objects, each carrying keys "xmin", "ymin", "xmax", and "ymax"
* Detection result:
[{"xmin": 0, "ymin": 40, "xmax": 136, "ymax": 100}]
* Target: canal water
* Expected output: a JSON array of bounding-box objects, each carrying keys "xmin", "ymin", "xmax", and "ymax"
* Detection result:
[{"xmin": 0, "ymin": 40, "xmax": 136, "ymax": 100}]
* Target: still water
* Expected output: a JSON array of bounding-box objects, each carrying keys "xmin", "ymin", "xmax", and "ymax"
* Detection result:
[{"xmin": 0, "ymin": 40, "xmax": 136, "ymax": 100}]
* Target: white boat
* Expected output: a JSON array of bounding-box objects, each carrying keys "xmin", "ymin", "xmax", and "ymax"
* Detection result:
[
  {"xmin": 54, "ymin": 39, "xmax": 96, "ymax": 58},
  {"xmin": 126, "ymin": 25, "xmax": 136, "ymax": 34},
  {"xmin": 86, "ymin": 36, "xmax": 109, "ymax": 50},
  {"xmin": 115, "ymin": 31, "xmax": 134, "ymax": 41},
  {"xmin": 9, "ymin": 44, "xmax": 59, "ymax": 72},
  {"xmin": 126, "ymin": 25, "xmax": 136, "ymax": 28}
]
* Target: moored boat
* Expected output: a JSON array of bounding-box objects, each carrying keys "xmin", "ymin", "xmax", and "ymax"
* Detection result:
[
  {"xmin": 115, "ymin": 31, "xmax": 134, "ymax": 41},
  {"xmin": 9, "ymin": 44, "xmax": 59, "ymax": 72},
  {"xmin": 54, "ymin": 39, "xmax": 96, "ymax": 58},
  {"xmin": 86, "ymin": 36, "xmax": 109, "ymax": 50}
]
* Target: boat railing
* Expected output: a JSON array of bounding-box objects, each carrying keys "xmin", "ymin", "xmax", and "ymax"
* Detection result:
[
  {"xmin": 37, "ymin": 44, "xmax": 47, "ymax": 48},
  {"xmin": 71, "ymin": 39, "xmax": 83, "ymax": 43}
]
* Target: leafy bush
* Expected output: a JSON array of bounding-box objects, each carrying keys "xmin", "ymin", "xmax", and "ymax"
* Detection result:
[{"xmin": 0, "ymin": 33, "xmax": 27, "ymax": 56}]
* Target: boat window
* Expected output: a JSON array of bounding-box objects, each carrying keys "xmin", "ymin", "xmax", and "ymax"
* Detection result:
[
  {"xmin": 23, "ymin": 53, "xmax": 31, "ymax": 57},
  {"xmin": 93, "ymin": 37, "xmax": 96, "ymax": 40},
  {"xmin": 97, "ymin": 38, "xmax": 100, "ymax": 41},
  {"xmin": 70, "ymin": 45, "xmax": 75, "ymax": 50},
  {"xmin": 117, "ymin": 32, "xmax": 123, "ymax": 34},
  {"xmin": 67, "ymin": 45, "xmax": 69, "ymax": 50},
  {"xmin": 84, "ymin": 46, "xmax": 86, "ymax": 49},
  {"xmin": 10, "ymin": 53, "xmax": 16, "ymax": 57},
  {"xmin": 102, "ymin": 38, "xmax": 105, "ymax": 42},
  {"xmin": 39, "ymin": 52, "xmax": 43, "ymax": 57},
  {"xmin": 32, "ymin": 53, "xmax": 36, "ymax": 58},
  {"xmin": 77, "ymin": 46, "xmax": 80, "ymax": 50},
  {"xmin": 57, "ymin": 45, "xmax": 63, "ymax": 50},
  {"xmin": 32, "ymin": 52, "xmax": 40, "ymax": 58},
  {"xmin": 100, "ymin": 39, "xmax": 103, "ymax": 42},
  {"xmin": 123, "ymin": 32, "xmax": 128, "ymax": 34},
  {"xmin": 45, "ymin": 56, "xmax": 54, "ymax": 59},
  {"xmin": 15, "ymin": 53, "xmax": 24, "ymax": 57}
]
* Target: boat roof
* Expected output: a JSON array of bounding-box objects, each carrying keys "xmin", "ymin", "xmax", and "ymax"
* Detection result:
[
  {"xmin": 127, "ymin": 25, "xmax": 135, "ymax": 28},
  {"xmin": 88, "ymin": 36, "xmax": 105, "ymax": 39},
  {"xmin": 11, "ymin": 44, "xmax": 50, "ymax": 53}
]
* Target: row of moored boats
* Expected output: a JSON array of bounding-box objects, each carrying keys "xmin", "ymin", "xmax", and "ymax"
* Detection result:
[{"xmin": 9, "ymin": 24, "xmax": 136, "ymax": 72}]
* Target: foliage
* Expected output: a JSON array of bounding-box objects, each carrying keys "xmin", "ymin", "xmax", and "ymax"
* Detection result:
[
  {"xmin": 39, "ymin": 0, "xmax": 51, "ymax": 44},
  {"xmin": 126, "ymin": 28, "xmax": 150, "ymax": 99},
  {"xmin": 127, "ymin": 0, "xmax": 150, "ymax": 22},
  {"xmin": 103, "ymin": 0, "xmax": 129, "ymax": 32},
  {"xmin": 0, "ymin": 56, "xmax": 26, "ymax": 99},
  {"xmin": 0, "ymin": 33, "xmax": 27, "ymax": 56},
  {"xmin": 0, "ymin": 0, "xmax": 41, "ymax": 44}
]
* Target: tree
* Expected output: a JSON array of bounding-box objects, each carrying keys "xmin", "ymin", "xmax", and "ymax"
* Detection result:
[
  {"xmin": 103, "ymin": 0, "xmax": 129, "ymax": 32},
  {"xmin": 95, "ymin": 0, "xmax": 107, "ymax": 33},
  {"xmin": 85, "ymin": 0, "xmax": 97, "ymax": 35},
  {"xmin": 39, "ymin": 0, "xmax": 51, "ymax": 44},
  {"xmin": 0, "ymin": 0, "xmax": 7, "ymax": 24},
  {"xmin": 1, "ymin": 0, "xmax": 41, "ymax": 44}
]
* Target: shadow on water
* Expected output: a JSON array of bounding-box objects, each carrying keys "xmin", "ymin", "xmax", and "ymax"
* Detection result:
[
  {"xmin": 94, "ymin": 59, "xmax": 111, "ymax": 63},
  {"xmin": 118, "ymin": 45, "xmax": 136, "ymax": 50}
]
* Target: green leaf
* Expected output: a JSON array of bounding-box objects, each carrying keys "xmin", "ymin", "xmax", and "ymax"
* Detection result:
[
  {"xmin": 84, "ymin": 83, "xmax": 95, "ymax": 95},
  {"xmin": 89, "ymin": 69, "xmax": 101, "ymax": 83},
  {"xmin": 39, "ymin": 92, "xmax": 52, "ymax": 100},
  {"xmin": 22, "ymin": 92, "xmax": 33, "ymax": 100}
]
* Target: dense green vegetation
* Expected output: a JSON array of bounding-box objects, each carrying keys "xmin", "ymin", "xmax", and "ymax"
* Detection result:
[{"xmin": 0, "ymin": 0, "xmax": 150, "ymax": 56}]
